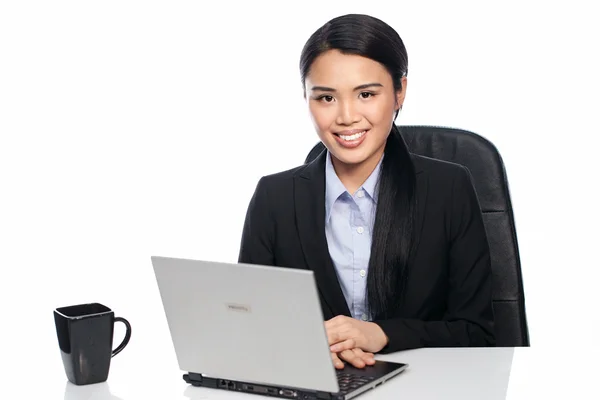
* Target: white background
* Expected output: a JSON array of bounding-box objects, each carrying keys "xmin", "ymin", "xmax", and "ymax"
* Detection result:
[{"xmin": 1, "ymin": 0, "xmax": 599, "ymax": 397}]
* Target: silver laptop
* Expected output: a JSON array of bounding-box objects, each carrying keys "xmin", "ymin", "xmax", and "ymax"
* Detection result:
[{"xmin": 151, "ymin": 256, "xmax": 408, "ymax": 399}]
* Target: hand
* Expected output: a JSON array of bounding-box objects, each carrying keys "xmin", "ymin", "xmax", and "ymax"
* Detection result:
[
  {"xmin": 331, "ymin": 348, "xmax": 376, "ymax": 369},
  {"xmin": 325, "ymin": 315, "xmax": 389, "ymax": 354}
]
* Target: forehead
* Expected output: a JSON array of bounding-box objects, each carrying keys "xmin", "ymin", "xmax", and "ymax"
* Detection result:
[{"xmin": 306, "ymin": 49, "xmax": 392, "ymax": 88}]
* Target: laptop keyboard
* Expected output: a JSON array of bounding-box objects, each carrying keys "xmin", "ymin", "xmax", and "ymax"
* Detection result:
[{"xmin": 336, "ymin": 371, "xmax": 376, "ymax": 393}]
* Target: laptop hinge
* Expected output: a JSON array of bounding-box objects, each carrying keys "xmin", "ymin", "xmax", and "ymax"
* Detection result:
[{"xmin": 183, "ymin": 373, "xmax": 208, "ymax": 387}]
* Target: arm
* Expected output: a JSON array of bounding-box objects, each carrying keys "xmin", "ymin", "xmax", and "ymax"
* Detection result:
[
  {"xmin": 373, "ymin": 165, "xmax": 495, "ymax": 353},
  {"xmin": 238, "ymin": 177, "xmax": 276, "ymax": 266}
]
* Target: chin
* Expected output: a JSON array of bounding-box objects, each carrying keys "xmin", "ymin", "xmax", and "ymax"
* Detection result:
[{"xmin": 329, "ymin": 147, "xmax": 372, "ymax": 166}]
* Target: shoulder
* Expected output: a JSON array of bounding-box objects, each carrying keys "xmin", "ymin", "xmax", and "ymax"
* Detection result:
[
  {"xmin": 411, "ymin": 153, "xmax": 475, "ymax": 203},
  {"xmin": 254, "ymin": 164, "xmax": 306, "ymax": 187},
  {"xmin": 411, "ymin": 153, "xmax": 469, "ymax": 179},
  {"xmin": 250, "ymin": 161, "xmax": 314, "ymax": 199}
]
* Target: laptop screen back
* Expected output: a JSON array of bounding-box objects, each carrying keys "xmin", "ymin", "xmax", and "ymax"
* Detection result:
[{"xmin": 152, "ymin": 256, "xmax": 340, "ymax": 392}]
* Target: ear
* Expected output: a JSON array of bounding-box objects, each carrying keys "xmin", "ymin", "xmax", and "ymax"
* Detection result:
[{"xmin": 395, "ymin": 76, "xmax": 408, "ymax": 111}]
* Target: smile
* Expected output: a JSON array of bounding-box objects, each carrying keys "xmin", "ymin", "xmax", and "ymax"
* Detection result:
[
  {"xmin": 337, "ymin": 131, "xmax": 367, "ymax": 141},
  {"xmin": 333, "ymin": 129, "xmax": 369, "ymax": 148}
]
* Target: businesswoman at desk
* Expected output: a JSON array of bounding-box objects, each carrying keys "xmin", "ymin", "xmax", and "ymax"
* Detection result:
[{"xmin": 238, "ymin": 14, "xmax": 495, "ymax": 370}]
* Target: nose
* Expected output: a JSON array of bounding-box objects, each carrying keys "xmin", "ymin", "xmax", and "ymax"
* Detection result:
[{"xmin": 335, "ymin": 100, "xmax": 361, "ymax": 126}]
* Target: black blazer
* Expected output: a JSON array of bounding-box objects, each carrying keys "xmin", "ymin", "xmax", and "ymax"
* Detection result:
[{"xmin": 238, "ymin": 150, "xmax": 495, "ymax": 352}]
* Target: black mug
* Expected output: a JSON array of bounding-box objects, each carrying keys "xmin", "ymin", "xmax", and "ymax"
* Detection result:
[{"xmin": 54, "ymin": 303, "xmax": 132, "ymax": 385}]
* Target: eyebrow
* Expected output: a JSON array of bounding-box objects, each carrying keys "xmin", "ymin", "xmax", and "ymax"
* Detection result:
[{"xmin": 310, "ymin": 83, "xmax": 384, "ymax": 92}]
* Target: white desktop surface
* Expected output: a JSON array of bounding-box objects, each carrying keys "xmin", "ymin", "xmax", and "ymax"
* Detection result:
[{"xmin": 16, "ymin": 345, "xmax": 599, "ymax": 400}]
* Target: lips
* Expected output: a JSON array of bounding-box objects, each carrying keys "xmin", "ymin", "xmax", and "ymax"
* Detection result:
[{"xmin": 333, "ymin": 129, "xmax": 368, "ymax": 148}]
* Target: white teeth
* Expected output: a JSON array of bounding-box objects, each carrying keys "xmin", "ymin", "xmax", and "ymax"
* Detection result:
[{"xmin": 339, "ymin": 131, "xmax": 366, "ymax": 141}]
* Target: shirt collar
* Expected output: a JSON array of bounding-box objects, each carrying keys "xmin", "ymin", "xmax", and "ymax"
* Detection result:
[
  {"xmin": 325, "ymin": 151, "xmax": 383, "ymax": 222},
  {"xmin": 325, "ymin": 152, "xmax": 347, "ymax": 223},
  {"xmin": 362, "ymin": 155, "xmax": 383, "ymax": 204}
]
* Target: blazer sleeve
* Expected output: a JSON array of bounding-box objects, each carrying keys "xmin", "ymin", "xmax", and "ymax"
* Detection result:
[
  {"xmin": 238, "ymin": 177, "xmax": 276, "ymax": 266},
  {"xmin": 373, "ymin": 165, "xmax": 495, "ymax": 352}
]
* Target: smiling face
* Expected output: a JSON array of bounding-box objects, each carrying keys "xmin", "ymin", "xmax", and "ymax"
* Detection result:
[{"xmin": 305, "ymin": 49, "xmax": 406, "ymax": 172}]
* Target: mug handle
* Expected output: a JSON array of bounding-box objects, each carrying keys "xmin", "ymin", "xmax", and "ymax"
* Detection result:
[{"xmin": 112, "ymin": 316, "xmax": 132, "ymax": 357}]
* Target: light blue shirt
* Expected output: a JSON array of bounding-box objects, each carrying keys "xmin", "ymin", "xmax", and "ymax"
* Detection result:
[{"xmin": 324, "ymin": 151, "xmax": 382, "ymax": 321}]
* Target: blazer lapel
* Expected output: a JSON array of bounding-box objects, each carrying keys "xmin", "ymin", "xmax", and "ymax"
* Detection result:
[{"xmin": 294, "ymin": 150, "xmax": 351, "ymax": 317}]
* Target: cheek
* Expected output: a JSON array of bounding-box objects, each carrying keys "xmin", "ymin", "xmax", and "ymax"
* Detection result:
[
  {"xmin": 363, "ymin": 101, "xmax": 394, "ymax": 126},
  {"xmin": 309, "ymin": 104, "xmax": 336, "ymax": 132}
]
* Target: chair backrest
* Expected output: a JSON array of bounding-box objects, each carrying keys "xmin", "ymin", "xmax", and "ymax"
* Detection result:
[{"xmin": 305, "ymin": 125, "xmax": 530, "ymax": 346}]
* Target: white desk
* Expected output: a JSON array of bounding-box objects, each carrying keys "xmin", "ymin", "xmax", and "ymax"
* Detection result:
[{"xmin": 37, "ymin": 346, "xmax": 598, "ymax": 399}]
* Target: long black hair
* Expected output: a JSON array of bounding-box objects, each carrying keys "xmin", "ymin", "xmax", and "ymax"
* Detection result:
[{"xmin": 299, "ymin": 14, "xmax": 417, "ymax": 320}]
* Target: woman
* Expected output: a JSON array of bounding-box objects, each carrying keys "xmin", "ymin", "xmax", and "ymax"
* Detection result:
[{"xmin": 238, "ymin": 14, "xmax": 495, "ymax": 369}]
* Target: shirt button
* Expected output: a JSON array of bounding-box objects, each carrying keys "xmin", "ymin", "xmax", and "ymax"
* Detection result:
[
  {"xmin": 361, "ymin": 314, "xmax": 368, "ymax": 321},
  {"xmin": 357, "ymin": 226, "xmax": 364, "ymax": 234},
  {"xmin": 357, "ymin": 191, "xmax": 364, "ymax": 198},
  {"xmin": 360, "ymin": 270, "xmax": 366, "ymax": 277}
]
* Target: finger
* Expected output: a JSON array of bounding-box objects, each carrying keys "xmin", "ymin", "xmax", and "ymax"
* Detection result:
[
  {"xmin": 339, "ymin": 349, "xmax": 365, "ymax": 369},
  {"xmin": 331, "ymin": 352, "xmax": 344, "ymax": 369},
  {"xmin": 325, "ymin": 315, "xmax": 348, "ymax": 329},
  {"xmin": 352, "ymin": 348, "xmax": 376, "ymax": 365},
  {"xmin": 326, "ymin": 330, "xmax": 340, "ymax": 345},
  {"xmin": 327, "ymin": 328, "xmax": 355, "ymax": 346},
  {"xmin": 329, "ymin": 338, "xmax": 356, "ymax": 353},
  {"xmin": 326, "ymin": 324, "xmax": 359, "ymax": 346}
]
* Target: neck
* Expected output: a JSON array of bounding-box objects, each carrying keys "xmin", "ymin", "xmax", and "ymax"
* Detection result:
[{"xmin": 331, "ymin": 146, "xmax": 385, "ymax": 195}]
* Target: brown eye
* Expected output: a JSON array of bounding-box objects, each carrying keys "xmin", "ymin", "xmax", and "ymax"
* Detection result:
[
  {"xmin": 320, "ymin": 95, "xmax": 334, "ymax": 102},
  {"xmin": 360, "ymin": 92, "xmax": 373, "ymax": 99}
]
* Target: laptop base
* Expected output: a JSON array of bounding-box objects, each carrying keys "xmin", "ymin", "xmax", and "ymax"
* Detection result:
[
  {"xmin": 183, "ymin": 372, "xmax": 345, "ymax": 400},
  {"xmin": 183, "ymin": 360, "xmax": 408, "ymax": 400}
]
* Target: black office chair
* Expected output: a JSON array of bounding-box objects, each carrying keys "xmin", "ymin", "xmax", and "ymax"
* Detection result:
[{"xmin": 305, "ymin": 125, "xmax": 530, "ymax": 347}]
